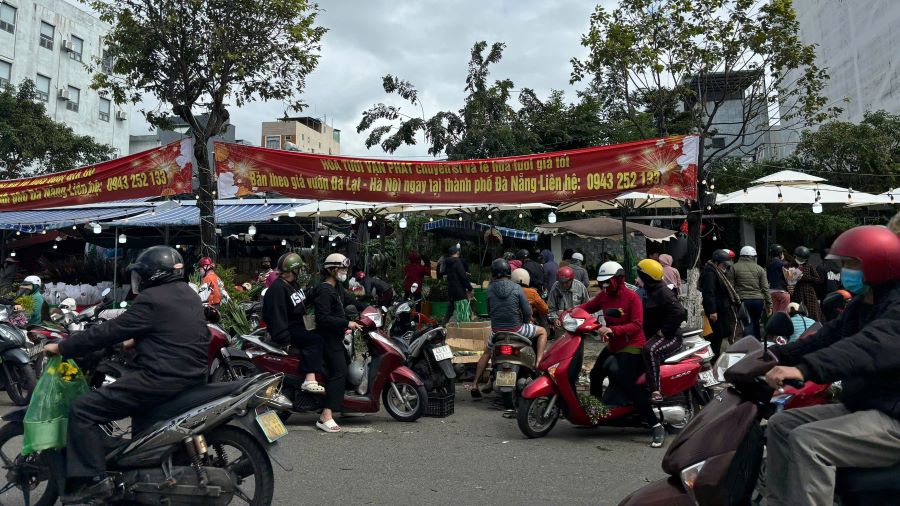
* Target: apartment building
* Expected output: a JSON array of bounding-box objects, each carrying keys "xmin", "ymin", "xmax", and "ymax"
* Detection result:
[{"xmin": 261, "ymin": 116, "xmax": 341, "ymax": 155}]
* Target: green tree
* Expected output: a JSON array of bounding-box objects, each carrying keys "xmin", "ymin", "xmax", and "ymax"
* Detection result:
[
  {"xmin": 90, "ymin": 0, "xmax": 326, "ymax": 257},
  {"xmin": 0, "ymin": 81, "xmax": 115, "ymax": 179},
  {"xmin": 572, "ymin": 0, "xmax": 835, "ymax": 266}
]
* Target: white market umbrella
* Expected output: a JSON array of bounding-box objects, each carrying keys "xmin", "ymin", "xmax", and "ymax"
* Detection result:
[
  {"xmin": 716, "ymin": 170, "xmax": 884, "ymax": 207},
  {"xmin": 846, "ymin": 187, "xmax": 899, "ymax": 208},
  {"xmin": 556, "ymin": 191, "xmax": 685, "ymax": 213}
]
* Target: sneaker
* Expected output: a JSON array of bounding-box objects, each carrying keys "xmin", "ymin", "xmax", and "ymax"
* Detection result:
[
  {"xmin": 650, "ymin": 423, "xmax": 666, "ymax": 448},
  {"xmin": 62, "ymin": 476, "xmax": 114, "ymax": 504}
]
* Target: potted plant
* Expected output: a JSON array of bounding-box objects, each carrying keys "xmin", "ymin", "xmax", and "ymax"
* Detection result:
[{"xmin": 422, "ymin": 277, "xmax": 449, "ymax": 319}]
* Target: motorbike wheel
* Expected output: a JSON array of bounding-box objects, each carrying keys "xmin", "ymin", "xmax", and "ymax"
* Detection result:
[
  {"xmin": 211, "ymin": 358, "xmax": 259, "ymax": 383},
  {"xmin": 517, "ymin": 397, "xmax": 559, "ymax": 438},
  {"xmin": 0, "ymin": 422, "xmax": 60, "ymax": 506},
  {"xmin": 204, "ymin": 426, "xmax": 275, "ymax": 506},
  {"xmin": 382, "ymin": 382, "xmax": 427, "ymax": 422},
  {"xmin": 6, "ymin": 363, "xmax": 36, "ymax": 406}
]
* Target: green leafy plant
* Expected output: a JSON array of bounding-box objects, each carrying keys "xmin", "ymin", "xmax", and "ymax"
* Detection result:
[
  {"xmin": 424, "ymin": 277, "xmax": 448, "ymax": 302},
  {"xmin": 219, "ymin": 299, "xmax": 252, "ymax": 338},
  {"xmin": 14, "ymin": 295, "xmax": 34, "ymax": 315},
  {"xmin": 577, "ymin": 393, "xmax": 611, "ymax": 425}
]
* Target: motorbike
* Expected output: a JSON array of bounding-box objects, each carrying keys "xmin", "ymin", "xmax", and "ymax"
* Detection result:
[
  {"xmin": 218, "ymin": 306, "xmax": 430, "ymax": 422},
  {"xmin": 0, "ymin": 305, "xmax": 35, "ymax": 406},
  {"xmin": 491, "ymin": 331, "xmax": 537, "ymax": 411},
  {"xmin": 388, "ymin": 298, "xmax": 456, "ymax": 394},
  {"xmin": 517, "ymin": 308, "xmax": 709, "ymax": 439},
  {"xmin": 618, "ymin": 312, "xmax": 900, "ymax": 506}
]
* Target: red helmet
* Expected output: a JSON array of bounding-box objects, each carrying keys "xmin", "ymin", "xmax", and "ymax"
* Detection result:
[
  {"xmin": 198, "ymin": 257, "xmax": 214, "ymax": 268},
  {"xmin": 557, "ymin": 266, "xmax": 574, "ymax": 283},
  {"xmin": 827, "ymin": 226, "xmax": 900, "ymax": 284},
  {"xmin": 355, "ymin": 271, "xmax": 366, "ymax": 280}
]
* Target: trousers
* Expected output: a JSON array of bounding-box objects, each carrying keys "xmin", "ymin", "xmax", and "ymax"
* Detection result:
[
  {"xmin": 590, "ymin": 349, "xmax": 656, "ymax": 426},
  {"xmin": 322, "ymin": 336, "xmax": 348, "ymax": 411},
  {"xmin": 287, "ymin": 324, "xmax": 324, "ymax": 375},
  {"xmin": 743, "ymin": 299, "xmax": 765, "ymax": 339},
  {"xmin": 641, "ymin": 335, "xmax": 682, "ymax": 393},
  {"xmin": 66, "ymin": 370, "xmax": 202, "ymax": 477},
  {"xmin": 766, "ymin": 403, "xmax": 900, "ymax": 506}
]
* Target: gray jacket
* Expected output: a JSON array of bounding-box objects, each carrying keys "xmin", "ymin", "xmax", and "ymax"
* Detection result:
[
  {"xmin": 570, "ymin": 262, "xmax": 591, "ymax": 288},
  {"xmin": 547, "ymin": 279, "xmax": 589, "ymax": 321},
  {"xmin": 733, "ymin": 257, "xmax": 772, "ymax": 307},
  {"xmin": 487, "ymin": 278, "xmax": 531, "ymax": 330}
]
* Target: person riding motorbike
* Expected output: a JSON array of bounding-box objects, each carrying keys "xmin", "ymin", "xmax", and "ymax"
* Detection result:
[
  {"xmin": 312, "ymin": 253, "xmax": 362, "ymax": 433},
  {"xmin": 16, "ymin": 275, "xmax": 45, "ymax": 325},
  {"xmin": 470, "ymin": 259, "xmax": 548, "ymax": 399},
  {"xmin": 575, "ymin": 261, "xmax": 657, "ymax": 444},
  {"xmin": 198, "ymin": 256, "xmax": 222, "ymax": 306},
  {"xmin": 263, "ymin": 252, "xmax": 325, "ymax": 394},
  {"xmin": 547, "ymin": 266, "xmax": 589, "ymax": 328},
  {"xmin": 511, "ymin": 268, "xmax": 549, "ymax": 328},
  {"xmin": 519, "ymin": 249, "xmax": 545, "ymax": 294},
  {"xmin": 42, "ymin": 246, "xmax": 209, "ymax": 503},
  {"xmin": 821, "ymin": 289, "xmax": 852, "ymax": 322},
  {"xmin": 764, "ymin": 225, "xmax": 900, "ymax": 506},
  {"xmin": 353, "ymin": 271, "xmax": 395, "ymax": 307}
]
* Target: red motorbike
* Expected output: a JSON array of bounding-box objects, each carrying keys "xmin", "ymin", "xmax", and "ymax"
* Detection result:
[
  {"xmin": 517, "ymin": 307, "xmax": 709, "ymax": 438},
  {"xmin": 216, "ymin": 306, "xmax": 429, "ymax": 422}
]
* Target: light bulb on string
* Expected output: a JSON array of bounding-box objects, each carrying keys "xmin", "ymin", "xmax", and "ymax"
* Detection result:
[
  {"xmin": 812, "ymin": 202, "xmax": 823, "ymax": 214},
  {"xmin": 350, "ymin": 216, "xmax": 357, "ymax": 225},
  {"xmin": 55, "ymin": 236, "xmax": 62, "ymax": 242},
  {"xmin": 518, "ymin": 212, "xmax": 523, "ymax": 219},
  {"xmin": 890, "ymin": 193, "xmax": 895, "ymax": 203},
  {"xmin": 712, "ymin": 234, "xmax": 717, "ymax": 241},
  {"xmin": 288, "ymin": 210, "xmax": 296, "ymax": 218},
  {"xmin": 743, "ymin": 188, "xmax": 748, "ymax": 196},
  {"xmin": 429, "ymin": 217, "xmax": 433, "ymax": 222},
  {"xmin": 706, "ymin": 205, "xmax": 712, "ymax": 211},
  {"xmin": 548, "ymin": 212, "xmax": 557, "ymax": 224},
  {"xmin": 93, "ymin": 223, "xmax": 102, "ymax": 234},
  {"xmin": 581, "ymin": 203, "xmax": 586, "ymax": 213},
  {"xmin": 41, "ymin": 229, "xmax": 47, "ymax": 235},
  {"xmin": 399, "ymin": 217, "xmax": 408, "ymax": 229},
  {"xmin": 15, "ymin": 230, "xmax": 20, "ymax": 236},
  {"xmin": 281, "ymin": 239, "xmax": 287, "ymax": 246},
  {"xmin": 367, "ymin": 220, "xmax": 373, "ymax": 227},
  {"xmin": 72, "ymin": 225, "xmax": 77, "ymax": 230},
  {"xmin": 376, "ymin": 234, "xmax": 381, "ymax": 239},
  {"xmin": 118, "ymin": 234, "xmax": 127, "ymax": 244},
  {"xmin": 487, "ymin": 214, "xmax": 492, "ymax": 220},
  {"xmin": 247, "ymin": 224, "xmax": 257, "ymax": 236},
  {"xmin": 52, "ymin": 244, "xmax": 58, "ymax": 250},
  {"xmin": 458, "ymin": 215, "xmax": 463, "ymax": 221},
  {"xmin": 9, "ymin": 251, "xmax": 14, "ymax": 257},
  {"xmin": 273, "ymin": 215, "xmax": 279, "ymax": 222},
  {"xmin": 175, "ymin": 244, "xmax": 181, "ymax": 249}
]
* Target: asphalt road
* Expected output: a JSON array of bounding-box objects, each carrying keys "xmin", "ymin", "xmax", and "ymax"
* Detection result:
[{"xmin": 0, "ymin": 386, "xmax": 667, "ymax": 505}]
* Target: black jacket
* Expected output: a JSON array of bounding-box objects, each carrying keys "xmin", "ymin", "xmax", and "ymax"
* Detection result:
[
  {"xmin": 263, "ymin": 277, "xmax": 306, "ymax": 345},
  {"xmin": 59, "ymin": 282, "xmax": 209, "ymax": 382},
  {"xmin": 445, "ymin": 256, "xmax": 470, "ymax": 301},
  {"xmin": 643, "ymin": 281, "xmax": 686, "ymax": 339},
  {"xmin": 313, "ymin": 281, "xmax": 350, "ymax": 340},
  {"xmin": 699, "ymin": 263, "xmax": 736, "ymax": 315},
  {"xmin": 522, "ymin": 259, "xmax": 545, "ymax": 293},
  {"xmin": 773, "ymin": 283, "xmax": 900, "ymax": 419},
  {"xmin": 360, "ymin": 276, "xmax": 391, "ymax": 300}
]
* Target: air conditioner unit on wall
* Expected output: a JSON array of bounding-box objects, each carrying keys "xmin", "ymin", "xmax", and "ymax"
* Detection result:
[
  {"xmin": 116, "ymin": 110, "xmax": 127, "ymax": 120},
  {"xmin": 57, "ymin": 88, "xmax": 70, "ymax": 100},
  {"xmin": 62, "ymin": 40, "xmax": 74, "ymax": 52}
]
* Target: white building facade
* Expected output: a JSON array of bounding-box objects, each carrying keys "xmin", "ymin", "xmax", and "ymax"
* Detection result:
[{"xmin": 0, "ymin": 0, "xmax": 129, "ymax": 157}]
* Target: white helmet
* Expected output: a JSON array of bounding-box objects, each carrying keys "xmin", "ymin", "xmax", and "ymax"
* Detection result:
[
  {"xmin": 59, "ymin": 298, "xmax": 77, "ymax": 312},
  {"xmin": 323, "ymin": 253, "xmax": 350, "ymax": 270},
  {"xmin": 511, "ymin": 268, "xmax": 530, "ymax": 287},
  {"xmin": 23, "ymin": 275, "xmax": 42, "ymax": 287},
  {"xmin": 740, "ymin": 246, "xmax": 758, "ymax": 257},
  {"xmin": 596, "ymin": 261, "xmax": 625, "ymax": 282},
  {"xmin": 571, "ymin": 252, "xmax": 584, "ymax": 263}
]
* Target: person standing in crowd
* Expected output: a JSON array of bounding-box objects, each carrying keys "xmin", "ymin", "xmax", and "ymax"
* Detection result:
[
  {"xmin": 791, "ymin": 246, "xmax": 823, "ymax": 322},
  {"xmin": 700, "ymin": 249, "xmax": 742, "ymax": 358},
  {"xmin": 511, "ymin": 268, "xmax": 549, "ymax": 328},
  {"xmin": 559, "ymin": 248, "xmax": 575, "ymax": 268},
  {"xmin": 312, "ymin": 253, "xmax": 361, "ymax": 433},
  {"xmin": 658, "ymin": 254, "xmax": 682, "ymax": 295},
  {"xmin": 0, "ymin": 257, "xmax": 19, "ymax": 292},
  {"xmin": 540, "ymin": 249, "xmax": 558, "ymax": 292},
  {"xmin": 768, "ymin": 244, "xmax": 790, "ymax": 313},
  {"xmin": 547, "ymin": 266, "xmax": 589, "ymax": 327},
  {"xmin": 198, "ymin": 257, "xmax": 222, "ymax": 306},
  {"xmin": 732, "ymin": 246, "xmax": 771, "ymax": 338},
  {"xmin": 519, "ymin": 249, "xmax": 545, "ymax": 294},
  {"xmin": 443, "ymin": 246, "xmax": 471, "ymax": 323},
  {"xmin": 403, "ymin": 251, "xmax": 430, "ymax": 299},
  {"xmin": 256, "ymin": 257, "xmax": 274, "ymax": 284},
  {"xmin": 569, "ymin": 252, "xmax": 591, "ymax": 288},
  {"xmin": 263, "ymin": 253, "xmax": 325, "ymax": 394},
  {"xmin": 353, "ymin": 271, "xmax": 394, "ymax": 307}
]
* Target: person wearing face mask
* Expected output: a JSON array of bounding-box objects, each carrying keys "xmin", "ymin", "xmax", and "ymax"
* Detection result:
[
  {"xmin": 764, "ymin": 226, "xmax": 900, "ymax": 506},
  {"xmin": 17, "ymin": 275, "xmax": 45, "ymax": 326},
  {"xmin": 547, "ymin": 266, "xmax": 589, "ymax": 327},
  {"xmin": 699, "ymin": 249, "xmax": 741, "ymax": 358},
  {"xmin": 767, "ymin": 244, "xmax": 790, "ymax": 313},
  {"xmin": 197, "ymin": 257, "xmax": 222, "ymax": 306},
  {"xmin": 312, "ymin": 253, "xmax": 361, "ymax": 433},
  {"xmin": 790, "ymin": 246, "xmax": 823, "ymax": 322}
]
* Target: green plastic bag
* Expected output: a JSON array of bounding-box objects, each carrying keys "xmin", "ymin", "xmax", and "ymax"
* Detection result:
[
  {"xmin": 453, "ymin": 299, "xmax": 471, "ymax": 323},
  {"xmin": 22, "ymin": 356, "xmax": 89, "ymax": 455}
]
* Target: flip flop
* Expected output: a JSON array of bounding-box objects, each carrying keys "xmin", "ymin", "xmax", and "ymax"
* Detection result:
[
  {"xmin": 302, "ymin": 381, "xmax": 326, "ymax": 395},
  {"xmin": 316, "ymin": 419, "xmax": 341, "ymax": 433}
]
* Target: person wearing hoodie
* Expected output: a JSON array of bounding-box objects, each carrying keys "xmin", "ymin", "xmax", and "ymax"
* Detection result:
[
  {"xmin": 469, "ymin": 259, "xmax": 548, "ymax": 399},
  {"xmin": 540, "ymin": 249, "xmax": 558, "ymax": 292},
  {"xmin": 658, "ymin": 254, "xmax": 682, "ymax": 294},
  {"xmin": 569, "ymin": 252, "xmax": 591, "ymax": 288},
  {"xmin": 518, "ymin": 249, "xmax": 545, "ymax": 294},
  {"xmin": 403, "ymin": 250, "xmax": 430, "ymax": 298}
]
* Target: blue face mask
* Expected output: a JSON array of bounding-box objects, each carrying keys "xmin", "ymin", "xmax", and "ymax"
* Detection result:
[{"xmin": 841, "ymin": 268, "xmax": 868, "ymax": 295}]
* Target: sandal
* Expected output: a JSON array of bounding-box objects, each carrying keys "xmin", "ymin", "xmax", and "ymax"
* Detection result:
[
  {"xmin": 316, "ymin": 418, "xmax": 341, "ymax": 433},
  {"xmin": 302, "ymin": 381, "xmax": 326, "ymax": 395},
  {"xmin": 650, "ymin": 391, "xmax": 663, "ymax": 403}
]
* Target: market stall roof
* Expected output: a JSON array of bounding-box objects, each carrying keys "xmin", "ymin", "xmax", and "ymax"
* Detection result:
[
  {"xmin": 716, "ymin": 181, "xmax": 883, "ymax": 205},
  {"xmin": 423, "ymin": 218, "xmax": 538, "ymax": 241},
  {"xmin": 105, "ymin": 199, "xmax": 296, "ymax": 227},
  {"xmin": 0, "ymin": 201, "xmax": 153, "ymax": 233},
  {"xmin": 535, "ymin": 216, "xmax": 676, "ymax": 242},
  {"xmin": 556, "ymin": 191, "xmax": 684, "ymax": 212},
  {"xmin": 272, "ymin": 201, "xmax": 555, "ymax": 219},
  {"xmin": 846, "ymin": 187, "xmax": 899, "ymax": 208}
]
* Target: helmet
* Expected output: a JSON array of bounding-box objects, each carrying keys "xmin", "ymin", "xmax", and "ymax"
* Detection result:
[
  {"xmin": 740, "ymin": 246, "xmax": 757, "ymax": 257},
  {"xmin": 712, "ymin": 249, "xmax": 732, "ymax": 264},
  {"xmin": 23, "ymin": 275, "xmax": 42, "ymax": 287},
  {"xmin": 794, "ymin": 246, "xmax": 811, "ymax": 260},
  {"xmin": 198, "ymin": 257, "xmax": 214, "ymax": 269},
  {"xmin": 127, "ymin": 246, "xmax": 184, "ymax": 293},
  {"xmin": 323, "ymin": 253, "xmax": 350, "ymax": 270},
  {"xmin": 278, "ymin": 252, "xmax": 302, "ymax": 273},
  {"xmin": 726, "ymin": 249, "xmax": 736, "ymax": 259},
  {"xmin": 511, "ymin": 268, "xmax": 530, "ymax": 287},
  {"xmin": 557, "ymin": 266, "xmax": 574, "ymax": 283},
  {"xmin": 59, "ymin": 298, "xmax": 77, "ymax": 312},
  {"xmin": 637, "ymin": 259, "xmax": 664, "ymax": 281},
  {"xmin": 355, "ymin": 271, "xmax": 366, "ymax": 281},
  {"xmin": 770, "ymin": 244, "xmax": 784, "ymax": 257},
  {"xmin": 491, "ymin": 258, "xmax": 511, "ymax": 279},
  {"xmin": 596, "ymin": 261, "xmax": 624, "ymax": 282},
  {"xmin": 826, "ymin": 225, "xmax": 900, "ymax": 284},
  {"xmin": 516, "ymin": 249, "xmax": 530, "ymax": 261},
  {"xmin": 348, "ymin": 360, "xmax": 365, "ymax": 386},
  {"xmin": 571, "ymin": 252, "xmax": 584, "ymax": 263}
]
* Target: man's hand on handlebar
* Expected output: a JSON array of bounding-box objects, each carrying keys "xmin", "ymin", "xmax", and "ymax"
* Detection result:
[
  {"xmin": 597, "ymin": 327, "xmax": 612, "ymax": 343},
  {"xmin": 765, "ymin": 365, "xmax": 804, "ymax": 390},
  {"xmin": 43, "ymin": 343, "xmax": 60, "ymax": 356},
  {"xmin": 348, "ymin": 321, "xmax": 362, "ymax": 331}
]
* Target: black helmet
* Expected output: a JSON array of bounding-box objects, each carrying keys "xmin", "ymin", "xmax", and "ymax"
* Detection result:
[
  {"xmin": 770, "ymin": 244, "xmax": 784, "ymax": 257},
  {"xmin": 712, "ymin": 249, "xmax": 732, "ymax": 264},
  {"xmin": 127, "ymin": 246, "xmax": 184, "ymax": 293},
  {"xmin": 491, "ymin": 258, "xmax": 511, "ymax": 279},
  {"xmin": 794, "ymin": 246, "xmax": 810, "ymax": 260},
  {"xmin": 516, "ymin": 249, "xmax": 529, "ymax": 261}
]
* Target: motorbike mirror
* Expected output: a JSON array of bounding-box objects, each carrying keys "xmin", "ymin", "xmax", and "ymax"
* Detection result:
[
  {"xmin": 765, "ymin": 312, "xmax": 794, "ymax": 338},
  {"xmin": 603, "ymin": 308, "xmax": 623, "ymax": 319}
]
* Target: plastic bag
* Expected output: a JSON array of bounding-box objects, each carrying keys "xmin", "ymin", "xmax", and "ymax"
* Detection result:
[
  {"xmin": 22, "ymin": 356, "xmax": 89, "ymax": 455},
  {"xmin": 452, "ymin": 299, "xmax": 471, "ymax": 323}
]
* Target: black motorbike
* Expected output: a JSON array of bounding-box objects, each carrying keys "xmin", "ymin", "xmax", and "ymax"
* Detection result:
[
  {"xmin": 0, "ymin": 305, "xmax": 36, "ymax": 406},
  {"xmin": 388, "ymin": 299, "xmax": 456, "ymax": 393}
]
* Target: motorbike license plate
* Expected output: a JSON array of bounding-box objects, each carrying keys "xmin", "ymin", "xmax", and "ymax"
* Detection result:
[
  {"xmin": 256, "ymin": 410, "xmax": 288, "ymax": 443},
  {"xmin": 432, "ymin": 345, "xmax": 453, "ymax": 361},
  {"xmin": 496, "ymin": 370, "xmax": 517, "ymax": 387},
  {"xmin": 698, "ymin": 369, "xmax": 718, "ymax": 386}
]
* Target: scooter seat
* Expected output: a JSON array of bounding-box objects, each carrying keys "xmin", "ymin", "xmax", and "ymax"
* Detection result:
[
  {"xmin": 492, "ymin": 332, "xmax": 532, "ymax": 346},
  {"xmin": 836, "ymin": 461, "xmax": 900, "ymax": 493},
  {"xmin": 139, "ymin": 377, "xmax": 257, "ymax": 425}
]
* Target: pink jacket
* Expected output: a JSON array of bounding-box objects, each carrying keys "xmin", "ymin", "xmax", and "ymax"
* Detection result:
[{"xmin": 659, "ymin": 254, "xmax": 682, "ymax": 292}]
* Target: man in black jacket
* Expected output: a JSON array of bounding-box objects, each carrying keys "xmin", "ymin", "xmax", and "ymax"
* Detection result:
[
  {"xmin": 443, "ymin": 246, "xmax": 471, "ymax": 323},
  {"xmin": 699, "ymin": 249, "xmax": 741, "ymax": 358},
  {"xmin": 764, "ymin": 226, "xmax": 900, "ymax": 506},
  {"xmin": 43, "ymin": 246, "xmax": 209, "ymax": 502},
  {"xmin": 519, "ymin": 249, "xmax": 545, "ymax": 294}
]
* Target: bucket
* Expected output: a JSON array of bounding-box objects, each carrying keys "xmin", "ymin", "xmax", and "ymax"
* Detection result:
[
  {"xmin": 473, "ymin": 288, "xmax": 489, "ymax": 316},
  {"xmin": 429, "ymin": 301, "xmax": 449, "ymax": 319}
]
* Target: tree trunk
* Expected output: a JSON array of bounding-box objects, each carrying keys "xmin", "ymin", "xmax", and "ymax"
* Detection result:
[{"xmin": 194, "ymin": 139, "xmax": 217, "ymax": 259}]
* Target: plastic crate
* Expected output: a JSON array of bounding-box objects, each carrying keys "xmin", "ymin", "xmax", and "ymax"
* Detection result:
[{"xmin": 425, "ymin": 391, "xmax": 455, "ymax": 417}]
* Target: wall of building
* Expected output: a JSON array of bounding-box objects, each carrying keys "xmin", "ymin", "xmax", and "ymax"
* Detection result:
[
  {"xmin": 0, "ymin": 0, "xmax": 130, "ymax": 157},
  {"xmin": 261, "ymin": 119, "xmax": 341, "ymax": 155}
]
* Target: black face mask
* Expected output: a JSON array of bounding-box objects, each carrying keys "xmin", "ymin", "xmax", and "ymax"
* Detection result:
[
  {"xmin": 637, "ymin": 271, "xmax": 659, "ymax": 287},
  {"xmin": 16, "ymin": 286, "xmax": 31, "ymax": 297}
]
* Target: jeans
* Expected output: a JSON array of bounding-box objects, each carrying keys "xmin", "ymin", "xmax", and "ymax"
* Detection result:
[{"xmin": 743, "ymin": 299, "xmax": 765, "ymax": 339}]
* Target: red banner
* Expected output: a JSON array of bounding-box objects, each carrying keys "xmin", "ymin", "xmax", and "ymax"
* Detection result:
[
  {"xmin": 215, "ymin": 136, "xmax": 698, "ymax": 204},
  {"xmin": 0, "ymin": 140, "xmax": 193, "ymax": 211}
]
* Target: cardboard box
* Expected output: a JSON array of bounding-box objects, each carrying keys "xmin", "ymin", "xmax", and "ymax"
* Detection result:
[{"xmin": 447, "ymin": 321, "xmax": 491, "ymax": 364}]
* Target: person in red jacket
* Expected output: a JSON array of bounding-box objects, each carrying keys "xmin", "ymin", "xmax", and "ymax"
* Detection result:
[{"xmin": 577, "ymin": 261, "xmax": 661, "ymax": 445}]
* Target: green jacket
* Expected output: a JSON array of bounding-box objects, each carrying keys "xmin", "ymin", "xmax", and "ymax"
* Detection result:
[
  {"xmin": 732, "ymin": 257, "xmax": 771, "ymax": 307},
  {"xmin": 28, "ymin": 291, "xmax": 44, "ymax": 326}
]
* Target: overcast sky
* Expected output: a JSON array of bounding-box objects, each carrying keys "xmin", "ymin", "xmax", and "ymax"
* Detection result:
[{"xmin": 126, "ymin": 1, "xmax": 611, "ymax": 159}]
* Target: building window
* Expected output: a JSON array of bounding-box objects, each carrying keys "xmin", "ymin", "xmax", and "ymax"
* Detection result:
[
  {"xmin": 0, "ymin": 2, "xmax": 16, "ymax": 34},
  {"xmin": 101, "ymin": 51, "xmax": 113, "ymax": 74},
  {"xmin": 68, "ymin": 35, "xmax": 83, "ymax": 61},
  {"xmin": 35, "ymin": 74, "xmax": 51, "ymax": 101},
  {"xmin": 99, "ymin": 98, "xmax": 111, "ymax": 121},
  {"xmin": 0, "ymin": 60, "xmax": 9, "ymax": 88},
  {"xmin": 66, "ymin": 86, "xmax": 80, "ymax": 112},
  {"xmin": 265, "ymin": 135, "xmax": 280, "ymax": 149},
  {"xmin": 39, "ymin": 22, "xmax": 54, "ymax": 50},
  {"xmin": 711, "ymin": 137, "xmax": 726, "ymax": 149}
]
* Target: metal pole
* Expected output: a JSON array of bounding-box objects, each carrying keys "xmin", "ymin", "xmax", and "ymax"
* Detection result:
[{"xmin": 113, "ymin": 226, "xmax": 118, "ymax": 307}]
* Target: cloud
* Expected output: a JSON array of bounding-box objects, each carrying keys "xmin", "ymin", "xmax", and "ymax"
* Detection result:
[{"xmin": 130, "ymin": 0, "xmax": 608, "ymax": 158}]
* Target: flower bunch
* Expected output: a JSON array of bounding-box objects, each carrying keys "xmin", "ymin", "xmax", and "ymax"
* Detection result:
[
  {"xmin": 577, "ymin": 393, "xmax": 611, "ymax": 425},
  {"xmin": 56, "ymin": 361, "xmax": 81, "ymax": 382}
]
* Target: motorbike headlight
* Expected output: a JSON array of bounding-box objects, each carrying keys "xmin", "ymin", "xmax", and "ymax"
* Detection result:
[
  {"xmin": 546, "ymin": 362, "xmax": 561, "ymax": 382},
  {"xmin": 680, "ymin": 460, "xmax": 706, "ymax": 502},
  {"xmin": 562, "ymin": 313, "xmax": 584, "ymax": 332},
  {"xmin": 714, "ymin": 352, "xmax": 746, "ymax": 383},
  {"xmin": 264, "ymin": 377, "xmax": 283, "ymax": 399}
]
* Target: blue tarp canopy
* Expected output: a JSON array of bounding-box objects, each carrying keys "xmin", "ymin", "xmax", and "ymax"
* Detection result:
[
  {"xmin": 423, "ymin": 218, "xmax": 538, "ymax": 241},
  {"xmin": 0, "ymin": 203, "xmax": 152, "ymax": 233},
  {"xmin": 105, "ymin": 199, "xmax": 294, "ymax": 227}
]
